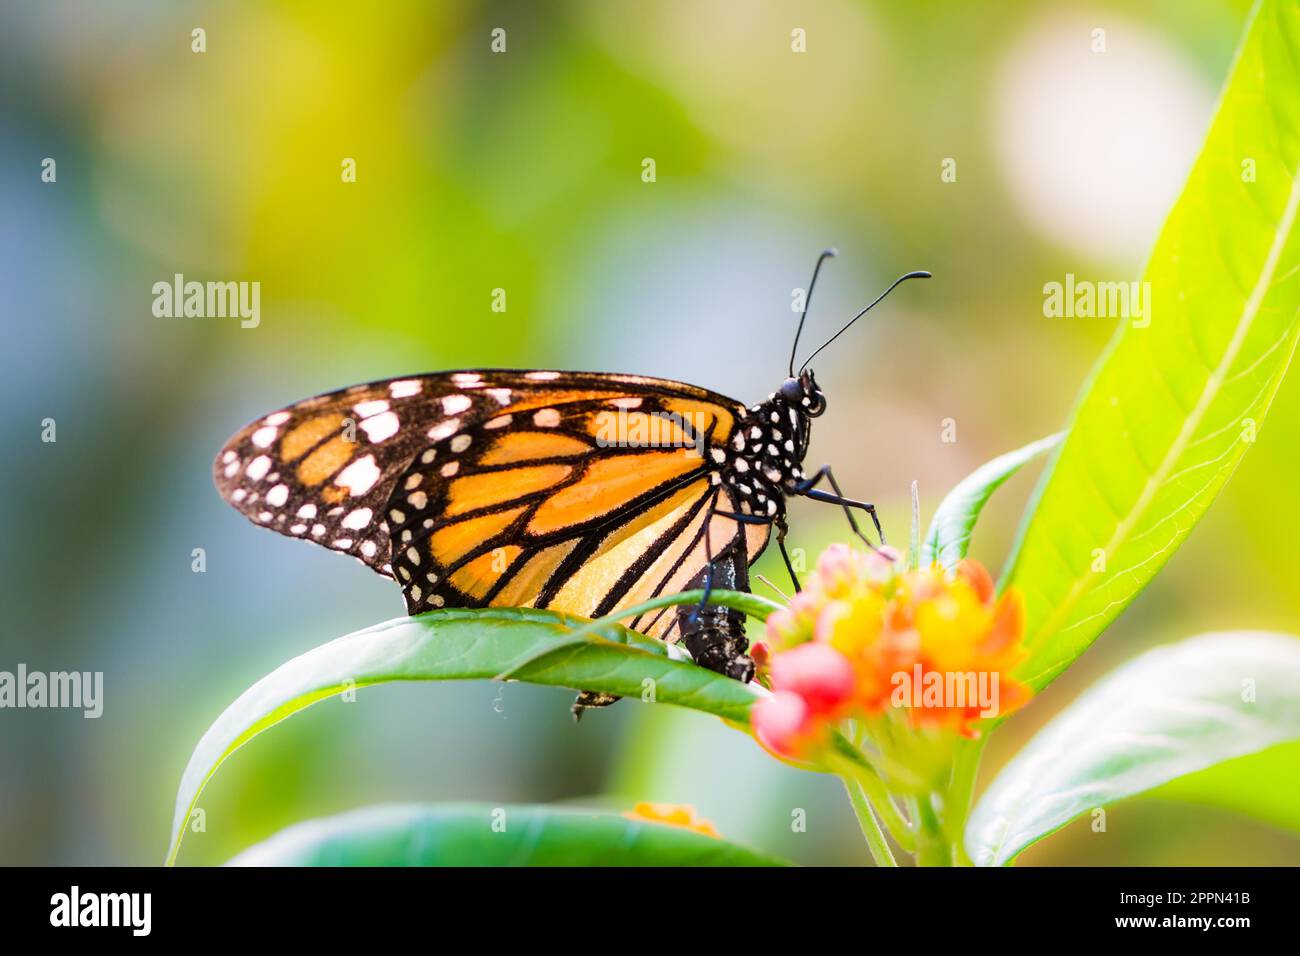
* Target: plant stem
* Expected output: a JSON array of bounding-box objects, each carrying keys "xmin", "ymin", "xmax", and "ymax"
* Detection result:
[
  {"xmin": 841, "ymin": 775, "xmax": 897, "ymax": 867},
  {"xmin": 944, "ymin": 736, "xmax": 987, "ymax": 865},
  {"xmin": 914, "ymin": 794, "xmax": 953, "ymax": 866},
  {"xmin": 827, "ymin": 751, "xmax": 916, "ymax": 851}
]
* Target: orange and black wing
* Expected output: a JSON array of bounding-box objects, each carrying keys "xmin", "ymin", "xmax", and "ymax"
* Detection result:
[
  {"xmin": 385, "ymin": 393, "xmax": 770, "ymax": 637},
  {"xmin": 213, "ymin": 371, "xmax": 767, "ymax": 629}
]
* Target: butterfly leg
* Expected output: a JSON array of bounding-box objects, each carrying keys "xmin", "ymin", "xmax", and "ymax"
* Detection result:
[
  {"xmin": 791, "ymin": 465, "xmax": 885, "ymax": 547},
  {"xmin": 776, "ymin": 519, "xmax": 802, "ymax": 592},
  {"xmin": 715, "ymin": 507, "xmax": 798, "ymax": 590}
]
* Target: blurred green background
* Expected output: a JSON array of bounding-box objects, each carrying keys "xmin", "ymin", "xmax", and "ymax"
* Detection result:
[{"xmin": 2, "ymin": 0, "xmax": 1297, "ymax": 866}]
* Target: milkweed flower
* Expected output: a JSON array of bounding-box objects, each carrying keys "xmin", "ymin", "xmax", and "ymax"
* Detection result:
[{"xmin": 751, "ymin": 545, "xmax": 1032, "ymax": 765}]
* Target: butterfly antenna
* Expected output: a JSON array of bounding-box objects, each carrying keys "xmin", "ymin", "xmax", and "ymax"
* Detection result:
[
  {"xmin": 798, "ymin": 270, "xmax": 931, "ymax": 373},
  {"xmin": 789, "ymin": 248, "xmax": 838, "ymax": 377}
]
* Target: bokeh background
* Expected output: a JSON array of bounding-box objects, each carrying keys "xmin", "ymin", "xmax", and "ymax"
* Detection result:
[{"xmin": 2, "ymin": 0, "xmax": 1297, "ymax": 866}]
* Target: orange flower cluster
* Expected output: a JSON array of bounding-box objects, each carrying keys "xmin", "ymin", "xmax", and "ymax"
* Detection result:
[{"xmin": 751, "ymin": 545, "xmax": 1031, "ymax": 758}]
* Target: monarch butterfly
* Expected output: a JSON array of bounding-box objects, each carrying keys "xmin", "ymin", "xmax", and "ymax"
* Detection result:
[{"xmin": 213, "ymin": 252, "xmax": 929, "ymax": 713}]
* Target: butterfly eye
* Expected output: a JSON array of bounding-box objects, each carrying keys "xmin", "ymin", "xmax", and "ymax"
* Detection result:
[{"xmin": 779, "ymin": 378, "xmax": 803, "ymax": 403}]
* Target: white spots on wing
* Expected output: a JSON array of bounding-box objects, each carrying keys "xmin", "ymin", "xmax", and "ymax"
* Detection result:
[
  {"xmin": 257, "ymin": 511, "xmax": 273, "ymax": 522},
  {"xmin": 404, "ymin": 473, "xmax": 423, "ymax": 490},
  {"xmin": 360, "ymin": 411, "xmax": 400, "ymax": 443},
  {"xmin": 406, "ymin": 547, "xmax": 420, "ymax": 564},
  {"xmin": 526, "ymin": 371, "xmax": 560, "ymax": 381},
  {"xmin": 733, "ymin": 433, "xmax": 745, "ymax": 451},
  {"xmin": 609, "ymin": 397, "xmax": 642, "ymax": 409},
  {"xmin": 231, "ymin": 488, "xmax": 247, "ymax": 502},
  {"xmin": 442, "ymin": 394, "xmax": 472, "ymax": 415},
  {"xmin": 441, "ymin": 461, "xmax": 459, "ymax": 477},
  {"xmin": 246, "ymin": 455, "xmax": 272, "ymax": 481},
  {"xmin": 265, "ymin": 411, "xmax": 291, "ymax": 426},
  {"xmin": 335, "ymin": 454, "xmax": 380, "ymax": 496},
  {"xmin": 533, "ymin": 408, "xmax": 561, "ymax": 427},
  {"xmin": 390, "ymin": 380, "xmax": 422, "ymax": 398},
  {"xmin": 266, "ymin": 484, "xmax": 290, "ymax": 507},
  {"xmin": 410, "ymin": 584, "xmax": 422, "ymax": 602},
  {"xmin": 484, "ymin": 414, "xmax": 512, "ymax": 429},
  {"xmin": 450, "ymin": 434, "xmax": 472, "ymax": 453},
  {"xmin": 360, "ymin": 540, "xmax": 378, "ymax": 558},
  {"xmin": 332, "ymin": 538, "xmax": 353, "ymax": 550},
  {"xmin": 222, "ymin": 450, "xmax": 238, "ymax": 463},
  {"xmin": 426, "ymin": 571, "xmax": 439, "ymax": 584},
  {"xmin": 407, "ymin": 491, "xmax": 428, "ymax": 510},
  {"xmin": 224, "ymin": 460, "xmax": 240, "ymax": 478},
  {"xmin": 310, "ymin": 524, "xmax": 326, "ymax": 537},
  {"xmin": 431, "ymin": 594, "xmax": 445, "ymax": 607},
  {"xmin": 398, "ymin": 566, "xmax": 411, "ymax": 581},
  {"xmin": 354, "ymin": 399, "xmax": 390, "ymax": 417},
  {"xmin": 451, "ymin": 372, "xmax": 482, "ymax": 385},
  {"xmin": 420, "ymin": 448, "xmax": 437, "ymax": 464},
  {"xmin": 735, "ymin": 458, "xmax": 749, "ymax": 473},
  {"xmin": 251, "ymin": 426, "xmax": 278, "ymax": 448},
  {"xmin": 290, "ymin": 524, "xmax": 307, "ymax": 535},
  {"xmin": 297, "ymin": 503, "xmax": 317, "ymax": 519},
  {"xmin": 486, "ymin": 388, "xmax": 512, "ymax": 405},
  {"xmin": 710, "ymin": 448, "xmax": 726, "ymax": 464},
  {"xmin": 749, "ymin": 426, "xmax": 762, "ymax": 440},
  {"xmin": 767, "ymin": 499, "xmax": 778, "ymax": 516},
  {"xmin": 428, "ymin": 419, "xmax": 459, "ymax": 441},
  {"xmin": 342, "ymin": 507, "xmax": 373, "ymax": 530},
  {"xmin": 389, "ymin": 508, "xmax": 406, "ymax": 524}
]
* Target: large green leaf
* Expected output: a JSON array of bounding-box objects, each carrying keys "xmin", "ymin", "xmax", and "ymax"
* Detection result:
[
  {"xmin": 167, "ymin": 593, "xmax": 775, "ymax": 865},
  {"xmin": 965, "ymin": 631, "xmax": 1300, "ymax": 866},
  {"xmin": 227, "ymin": 802, "xmax": 790, "ymax": 866},
  {"xmin": 1144, "ymin": 739, "xmax": 1300, "ymax": 836},
  {"xmin": 1002, "ymin": 0, "xmax": 1300, "ymax": 690},
  {"xmin": 921, "ymin": 433, "xmax": 1062, "ymax": 572}
]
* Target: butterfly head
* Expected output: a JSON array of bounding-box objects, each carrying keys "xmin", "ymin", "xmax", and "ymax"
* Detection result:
[{"xmin": 779, "ymin": 369, "xmax": 826, "ymax": 417}]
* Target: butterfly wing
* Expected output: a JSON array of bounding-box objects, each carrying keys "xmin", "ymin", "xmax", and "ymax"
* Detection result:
[
  {"xmin": 385, "ymin": 393, "xmax": 771, "ymax": 629},
  {"xmin": 213, "ymin": 371, "xmax": 763, "ymax": 609}
]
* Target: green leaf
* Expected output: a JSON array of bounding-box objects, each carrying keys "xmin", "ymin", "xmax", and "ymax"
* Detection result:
[
  {"xmin": 167, "ymin": 593, "xmax": 773, "ymax": 865},
  {"xmin": 965, "ymin": 631, "xmax": 1300, "ymax": 866},
  {"xmin": 921, "ymin": 433, "xmax": 1063, "ymax": 571},
  {"xmin": 1002, "ymin": 0, "xmax": 1300, "ymax": 690},
  {"xmin": 1144, "ymin": 739, "xmax": 1300, "ymax": 836},
  {"xmin": 226, "ymin": 802, "xmax": 791, "ymax": 866}
]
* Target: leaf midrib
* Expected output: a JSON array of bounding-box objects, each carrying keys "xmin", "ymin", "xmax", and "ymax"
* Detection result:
[{"xmin": 1025, "ymin": 164, "xmax": 1300, "ymax": 670}]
